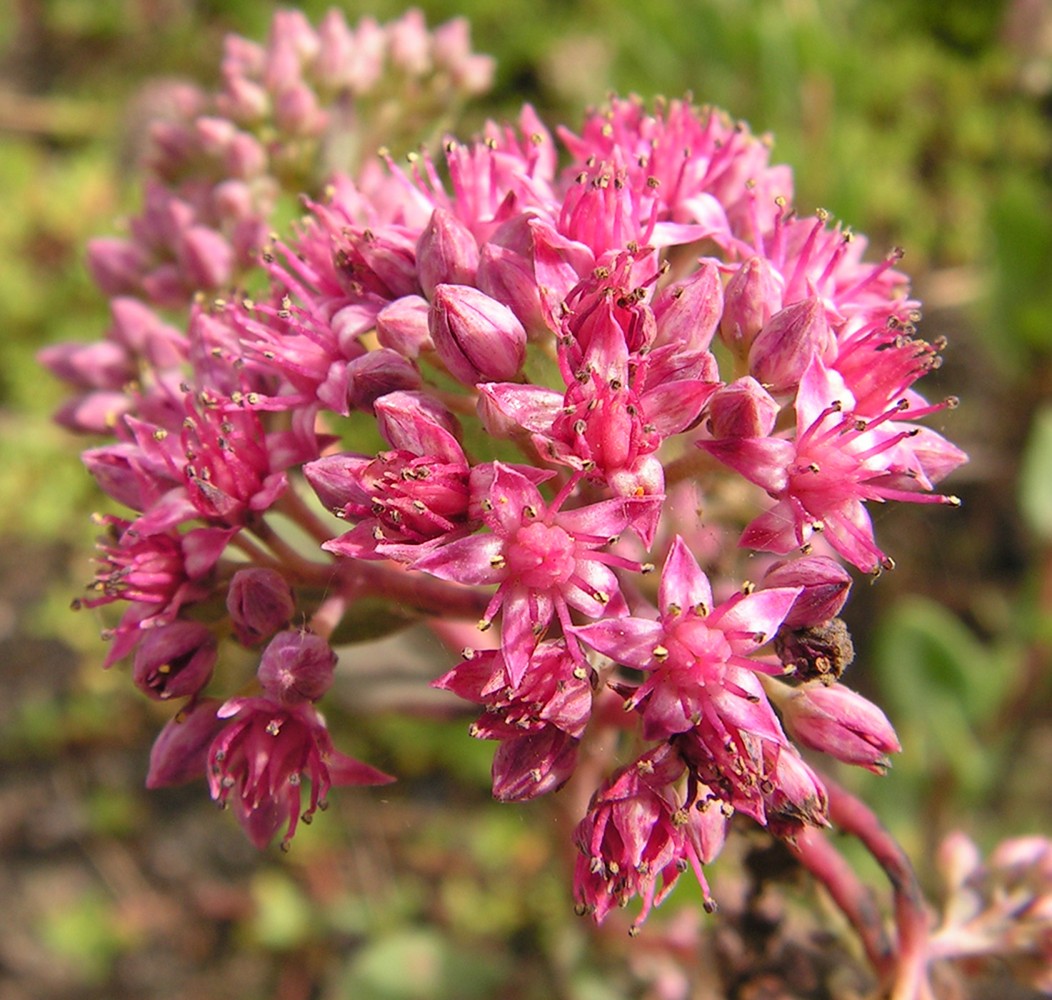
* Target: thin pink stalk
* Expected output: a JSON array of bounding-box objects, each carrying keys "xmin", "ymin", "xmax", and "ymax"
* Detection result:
[
  {"xmin": 788, "ymin": 824, "xmax": 894, "ymax": 978},
  {"xmin": 825, "ymin": 776, "xmax": 933, "ymax": 1000}
]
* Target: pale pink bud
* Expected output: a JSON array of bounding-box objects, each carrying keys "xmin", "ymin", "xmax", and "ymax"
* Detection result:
[
  {"xmin": 761, "ymin": 556, "xmax": 852, "ymax": 628},
  {"xmin": 388, "ymin": 9, "xmax": 431, "ymax": 74},
  {"xmin": 706, "ymin": 377, "xmax": 780, "ymax": 438},
  {"xmin": 313, "ymin": 10, "xmax": 356, "ymax": 88},
  {"xmin": 273, "ymin": 81, "xmax": 325, "ymax": 136},
  {"xmin": 416, "ymin": 208, "xmax": 479, "ymax": 298},
  {"xmin": 194, "ymin": 115, "xmax": 238, "ymax": 157},
  {"xmin": 224, "ymin": 133, "xmax": 267, "ymax": 178},
  {"xmin": 432, "ymin": 20, "xmax": 495, "ymax": 92},
  {"xmin": 226, "ymin": 567, "xmax": 295, "ymax": 646},
  {"xmin": 177, "ymin": 225, "xmax": 233, "ymax": 291},
  {"xmin": 719, "ymin": 256, "xmax": 782, "ymax": 357},
  {"xmin": 37, "ymin": 340, "xmax": 133, "ymax": 390},
  {"xmin": 748, "ymin": 297, "xmax": 834, "ymax": 394},
  {"xmin": 257, "ymin": 629, "xmax": 336, "ymax": 704},
  {"xmin": 211, "ymin": 180, "xmax": 255, "ymax": 225},
  {"xmin": 652, "ymin": 260, "xmax": 724, "ymax": 352},
  {"xmin": 781, "ymin": 683, "xmax": 900, "ymax": 773},
  {"xmin": 146, "ymin": 699, "xmax": 225, "ymax": 787},
  {"xmin": 376, "ymin": 295, "xmax": 433, "ymax": 358},
  {"xmin": 86, "ymin": 237, "xmax": 146, "ymax": 295},
  {"xmin": 428, "ymin": 284, "xmax": 526, "ymax": 385},
  {"xmin": 217, "ymin": 75, "xmax": 270, "ymax": 123},
  {"xmin": 108, "ymin": 297, "xmax": 186, "ymax": 367},
  {"xmin": 133, "ymin": 620, "xmax": 217, "ymax": 700}
]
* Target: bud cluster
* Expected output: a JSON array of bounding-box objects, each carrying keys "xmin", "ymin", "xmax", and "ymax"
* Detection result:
[{"xmin": 46, "ymin": 8, "xmax": 972, "ymax": 942}]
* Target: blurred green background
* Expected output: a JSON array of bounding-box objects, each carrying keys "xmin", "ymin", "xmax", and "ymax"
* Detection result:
[{"xmin": 0, "ymin": 1, "xmax": 1050, "ymax": 997}]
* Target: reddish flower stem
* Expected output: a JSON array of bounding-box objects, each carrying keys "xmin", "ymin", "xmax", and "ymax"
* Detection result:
[
  {"xmin": 787, "ymin": 824, "xmax": 894, "ymax": 978},
  {"xmin": 824, "ymin": 776, "xmax": 933, "ymax": 1000}
]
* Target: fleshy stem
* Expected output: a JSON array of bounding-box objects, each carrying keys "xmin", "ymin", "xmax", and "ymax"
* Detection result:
[
  {"xmin": 787, "ymin": 824, "xmax": 894, "ymax": 979},
  {"xmin": 276, "ymin": 482, "xmax": 341, "ymax": 547},
  {"xmin": 335, "ymin": 559, "xmax": 491, "ymax": 622},
  {"xmin": 824, "ymin": 776, "xmax": 934, "ymax": 1000}
]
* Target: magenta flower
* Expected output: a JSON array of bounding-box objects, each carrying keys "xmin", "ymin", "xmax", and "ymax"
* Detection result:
[
  {"xmin": 433, "ymin": 640, "xmax": 592, "ymax": 800},
  {"xmin": 701, "ymin": 356, "xmax": 964, "ymax": 572},
  {"xmin": 572, "ymin": 745, "xmax": 723, "ymax": 929},
  {"xmin": 208, "ymin": 696, "xmax": 393, "ymax": 849},
  {"xmin": 414, "ymin": 462, "xmax": 658, "ymax": 685},
  {"xmin": 576, "ymin": 536, "xmax": 801, "ymax": 741}
]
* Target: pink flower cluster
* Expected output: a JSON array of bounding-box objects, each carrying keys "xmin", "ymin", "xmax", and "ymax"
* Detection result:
[{"xmin": 46, "ymin": 10, "xmax": 968, "ymax": 929}]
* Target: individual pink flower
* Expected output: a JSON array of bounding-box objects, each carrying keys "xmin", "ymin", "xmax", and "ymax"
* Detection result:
[
  {"xmin": 700, "ymin": 356, "xmax": 964, "ymax": 572},
  {"xmin": 572, "ymin": 745, "xmax": 723, "ymax": 929},
  {"xmin": 308, "ymin": 391, "xmax": 473, "ymax": 562},
  {"xmin": 132, "ymin": 619, "xmax": 217, "ymax": 701},
  {"xmin": 576, "ymin": 536, "xmax": 801, "ymax": 741},
  {"xmin": 433, "ymin": 641, "xmax": 592, "ymax": 800},
  {"xmin": 208, "ymin": 696, "xmax": 393, "ymax": 849},
  {"xmin": 413, "ymin": 463, "xmax": 659, "ymax": 686}
]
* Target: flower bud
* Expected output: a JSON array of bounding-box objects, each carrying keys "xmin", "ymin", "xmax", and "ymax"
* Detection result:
[
  {"xmin": 227, "ymin": 567, "xmax": 296, "ymax": 645},
  {"xmin": 376, "ymin": 295, "xmax": 433, "ymax": 358},
  {"xmin": 86, "ymin": 237, "xmax": 146, "ymax": 296},
  {"xmin": 719, "ymin": 256, "xmax": 782, "ymax": 358},
  {"xmin": 374, "ymin": 390, "xmax": 463, "ymax": 459},
  {"xmin": 652, "ymin": 260, "xmax": 724, "ymax": 352},
  {"xmin": 761, "ymin": 556, "xmax": 852, "ymax": 628},
  {"xmin": 706, "ymin": 377, "xmax": 780, "ymax": 438},
  {"xmin": 273, "ymin": 81, "xmax": 325, "ymax": 136},
  {"xmin": 133, "ymin": 620, "xmax": 217, "ymax": 700},
  {"xmin": 146, "ymin": 699, "xmax": 225, "ymax": 788},
  {"xmin": 257, "ymin": 629, "xmax": 336, "ymax": 704},
  {"xmin": 428, "ymin": 284, "xmax": 526, "ymax": 385},
  {"xmin": 177, "ymin": 225, "xmax": 233, "ymax": 291},
  {"xmin": 780, "ymin": 683, "xmax": 900, "ymax": 773},
  {"xmin": 37, "ymin": 340, "xmax": 133, "ymax": 391},
  {"xmin": 217, "ymin": 75, "xmax": 270, "ymax": 123},
  {"xmin": 416, "ymin": 208, "xmax": 479, "ymax": 298},
  {"xmin": 346, "ymin": 349, "xmax": 421, "ymax": 412},
  {"xmin": 748, "ymin": 297, "xmax": 834, "ymax": 394},
  {"xmin": 477, "ymin": 214, "xmax": 547, "ymax": 334},
  {"xmin": 108, "ymin": 297, "xmax": 186, "ymax": 367}
]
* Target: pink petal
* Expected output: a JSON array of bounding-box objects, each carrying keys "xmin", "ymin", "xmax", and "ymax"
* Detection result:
[
  {"xmin": 412, "ymin": 533, "xmax": 505, "ymax": 585},
  {"xmin": 659, "ymin": 536, "xmax": 714, "ymax": 615}
]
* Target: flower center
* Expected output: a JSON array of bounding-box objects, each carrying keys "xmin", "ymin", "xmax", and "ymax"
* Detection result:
[{"xmin": 506, "ymin": 521, "xmax": 577, "ymax": 590}]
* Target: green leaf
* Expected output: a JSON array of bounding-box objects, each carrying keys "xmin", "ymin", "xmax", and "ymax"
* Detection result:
[{"xmin": 1019, "ymin": 406, "xmax": 1052, "ymax": 541}]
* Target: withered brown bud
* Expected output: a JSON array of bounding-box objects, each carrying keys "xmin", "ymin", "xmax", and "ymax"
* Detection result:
[{"xmin": 774, "ymin": 617, "xmax": 855, "ymax": 685}]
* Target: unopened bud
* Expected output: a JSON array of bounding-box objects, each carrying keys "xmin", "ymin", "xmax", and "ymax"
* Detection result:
[
  {"xmin": 781, "ymin": 683, "xmax": 900, "ymax": 773},
  {"xmin": 376, "ymin": 295, "xmax": 433, "ymax": 358},
  {"xmin": 748, "ymin": 297, "xmax": 834, "ymax": 394},
  {"xmin": 706, "ymin": 377, "xmax": 780, "ymax": 438},
  {"xmin": 146, "ymin": 699, "xmax": 225, "ymax": 787},
  {"xmin": 227, "ymin": 567, "xmax": 295, "ymax": 645},
  {"xmin": 345, "ymin": 349, "xmax": 421, "ymax": 412},
  {"xmin": 761, "ymin": 556, "xmax": 852, "ymax": 628},
  {"xmin": 653, "ymin": 260, "xmax": 723, "ymax": 352},
  {"xmin": 416, "ymin": 208, "xmax": 479, "ymax": 298},
  {"xmin": 429, "ymin": 284, "xmax": 526, "ymax": 385},
  {"xmin": 719, "ymin": 256, "xmax": 782, "ymax": 358},
  {"xmin": 257, "ymin": 629, "xmax": 336, "ymax": 704}
]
